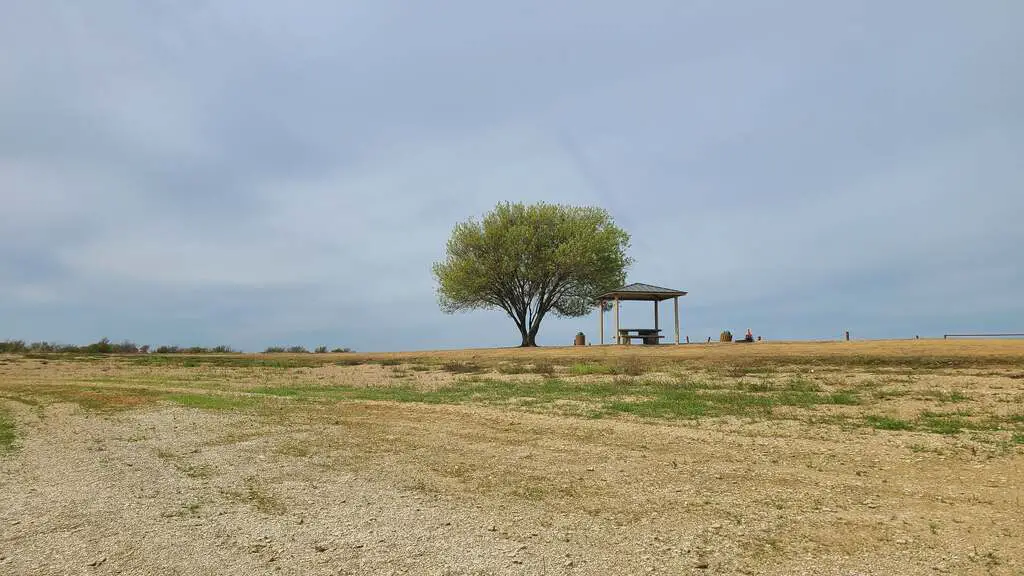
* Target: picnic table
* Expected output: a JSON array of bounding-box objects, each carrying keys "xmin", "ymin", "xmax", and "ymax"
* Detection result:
[{"xmin": 617, "ymin": 328, "xmax": 664, "ymax": 345}]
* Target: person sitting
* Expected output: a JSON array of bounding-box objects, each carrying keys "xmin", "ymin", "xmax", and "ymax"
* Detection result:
[{"xmin": 744, "ymin": 328, "xmax": 754, "ymax": 343}]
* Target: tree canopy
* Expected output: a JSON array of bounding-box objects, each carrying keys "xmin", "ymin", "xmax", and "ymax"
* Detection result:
[{"xmin": 433, "ymin": 202, "xmax": 632, "ymax": 347}]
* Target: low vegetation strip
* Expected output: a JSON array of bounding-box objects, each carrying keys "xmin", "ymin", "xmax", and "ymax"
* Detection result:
[{"xmin": 2, "ymin": 343, "xmax": 1023, "ymax": 445}]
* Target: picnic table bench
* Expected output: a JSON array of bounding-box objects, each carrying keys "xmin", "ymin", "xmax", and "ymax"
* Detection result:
[{"xmin": 617, "ymin": 328, "xmax": 664, "ymax": 345}]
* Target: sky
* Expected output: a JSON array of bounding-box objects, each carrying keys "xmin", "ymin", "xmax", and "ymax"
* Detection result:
[{"xmin": 2, "ymin": 1, "xmax": 1022, "ymax": 352}]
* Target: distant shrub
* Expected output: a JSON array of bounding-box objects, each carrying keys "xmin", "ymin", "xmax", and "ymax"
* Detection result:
[
  {"xmin": 155, "ymin": 345, "xmax": 182, "ymax": 354},
  {"xmin": 331, "ymin": 347, "xmax": 353, "ymax": 353},
  {"xmin": 84, "ymin": 338, "xmax": 114, "ymax": 354},
  {"xmin": 287, "ymin": 346, "xmax": 309, "ymax": 354},
  {"xmin": 0, "ymin": 340, "xmax": 28, "ymax": 353},
  {"xmin": 264, "ymin": 346, "xmax": 286, "ymax": 353},
  {"xmin": 720, "ymin": 330, "xmax": 733, "ymax": 343},
  {"xmin": 113, "ymin": 340, "xmax": 140, "ymax": 354},
  {"xmin": 211, "ymin": 345, "xmax": 235, "ymax": 353},
  {"xmin": 314, "ymin": 346, "xmax": 328, "ymax": 354}
]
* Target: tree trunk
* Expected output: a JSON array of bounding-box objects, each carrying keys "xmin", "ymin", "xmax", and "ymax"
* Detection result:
[{"xmin": 516, "ymin": 322, "xmax": 537, "ymax": 347}]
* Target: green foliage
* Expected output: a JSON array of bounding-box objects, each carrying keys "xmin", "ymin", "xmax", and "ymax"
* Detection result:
[
  {"xmin": 314, "ymin": 346, "xmax": 328, "ymax": 354},
  {"xmin": 433, "ymin": 202, "xmax": 632, "ymax": 346}
]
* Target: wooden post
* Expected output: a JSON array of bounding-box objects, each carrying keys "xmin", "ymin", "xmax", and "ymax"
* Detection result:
[
  {"xmin": 674, "ymin": 297, "xmax": 680, "ymax": 345},
  {"xmin": 599, "ymin": 301, "xmax": 604, "ymax": 345},
  {"xmin": 654, "ymin": 300, "xmax": 659, "ymax": 332},
  {"xmin": 614, "ymin": 297, "xmax": 620, "ymax": 344}
]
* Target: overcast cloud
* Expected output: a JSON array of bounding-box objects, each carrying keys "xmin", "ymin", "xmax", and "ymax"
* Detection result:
[{"xmin": 2, "ymin": 1, "xmax": 1022, "ymax": 351}]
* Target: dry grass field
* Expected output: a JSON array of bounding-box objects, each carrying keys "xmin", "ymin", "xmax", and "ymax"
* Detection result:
[{"xmin": 1, "ymin": 339, "xmax": 1022, "ymax": 575}]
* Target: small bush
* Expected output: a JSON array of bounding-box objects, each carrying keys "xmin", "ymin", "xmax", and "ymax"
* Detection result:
[
  {"xmin": 211, "ymin": 345, "xmax": 235, "ymax": 353},
  {"xmin": 264, "ymin": 346, "xmax": 286, "ymax": 353},
  {"xmin": 314, "ymin": 346, "xmax": 328, "ymax": 354},
  {"xmin": 331, "ymin": 347, "xmax": 354, "ymax": 353},
  {"xmin": 287, "ymin": 346, "xmax": 309, "ymax": 354}
]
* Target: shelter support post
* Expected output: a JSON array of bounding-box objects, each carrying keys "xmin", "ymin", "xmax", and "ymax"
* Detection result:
[
  {"xmin": 614, "ymin": 297, "xmax": 620, "ymax": 344},
  {"xmin": 654, "ymin": 300, "xmax": 659, "ymax": 332},
  {"xmin": 674, "ymin": 297, "xmax": 680, "ymax": 345},
  {"xmin": 599, "ymin": 301, "xmax": 604, "ymax": 345}
]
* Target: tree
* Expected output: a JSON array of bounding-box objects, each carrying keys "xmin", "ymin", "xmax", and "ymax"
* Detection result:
[{"xmin": 433, "ymin": 202, "xmax": 632, "ymax": 347}]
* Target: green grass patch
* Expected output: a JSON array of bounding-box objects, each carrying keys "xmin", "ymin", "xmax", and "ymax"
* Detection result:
[
  {"xmin": 0, "ymin": 409, "xmax": 15, "ymax": 452},
  {"xmin": 569, "ymin": 362, "xmax": 615, "ymax": 376},
  {"xmin": 164, "ymin": 393, "xmax": 262, "ymax": 410},
  {"xmin": 250, "ymin": 386, "xmax": 304, "ymax": 397}
]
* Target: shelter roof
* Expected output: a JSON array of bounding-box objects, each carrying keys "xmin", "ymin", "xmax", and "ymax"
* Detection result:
[{"xmin": 596, "ymin": 283, "xmax": 687, "ymax": 302}]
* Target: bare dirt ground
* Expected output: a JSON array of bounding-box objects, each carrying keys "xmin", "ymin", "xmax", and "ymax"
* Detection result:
[{"xmin": 0, "ymin": 340, "xmax": 1022, "ymax": 575}]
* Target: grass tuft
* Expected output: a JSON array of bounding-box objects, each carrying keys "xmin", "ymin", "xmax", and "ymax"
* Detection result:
[{"xmin": 441, "ymin": 361, "xmax": 484, "ymax": 374}]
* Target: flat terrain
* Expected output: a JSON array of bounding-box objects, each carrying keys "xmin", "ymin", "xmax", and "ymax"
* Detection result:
[{"xmin": 1, "ymin": 340, "xmax": 1022, "ymax": 575}]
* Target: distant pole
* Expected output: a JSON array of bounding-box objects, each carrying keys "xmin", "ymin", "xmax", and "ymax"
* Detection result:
[
  {"xmin": 674, "ymin": 296, "xmax": 680, "ymax": 345},
  {"xmin": 654, "ymin": 300, "xmax": 659, "ymax": 332},
  {"xmin": 599, "ymin": 301, "xmax": 604, "ymax": 345}
]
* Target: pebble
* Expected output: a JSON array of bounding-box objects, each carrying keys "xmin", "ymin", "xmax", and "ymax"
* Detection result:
[
  {"xmin": 88, "ymin": 557, "xmax": 107, "ymax": 568},
  {"xmin": 695, "ymin": 561, "xmax": 710, "ymax": 569}
]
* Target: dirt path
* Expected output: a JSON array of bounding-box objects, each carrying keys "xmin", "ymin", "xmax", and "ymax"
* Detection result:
[{"xmin": 1, "ymin": 397, "xmax": 1021, "ymax": 576}]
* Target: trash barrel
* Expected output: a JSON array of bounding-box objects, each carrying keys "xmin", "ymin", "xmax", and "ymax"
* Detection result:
[{"xmin": 575, "ymin": 332, "xmax": 586, "ymax": 346}]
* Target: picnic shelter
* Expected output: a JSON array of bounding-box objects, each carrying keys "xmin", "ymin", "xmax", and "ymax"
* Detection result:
[{"xmin": 595, "ymin": 283, "xmax": 688, "ymax": 345}]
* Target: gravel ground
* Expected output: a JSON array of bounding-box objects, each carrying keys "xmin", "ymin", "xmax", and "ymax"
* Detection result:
[{"xmin": 1, "ymin": 394, "xmax": 1021, "ymax": 576}]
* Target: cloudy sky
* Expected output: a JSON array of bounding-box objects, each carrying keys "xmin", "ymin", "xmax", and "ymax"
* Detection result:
[{"xmin": 2, "ymin": 1, "xmax": 1022, "ymax": 351}]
